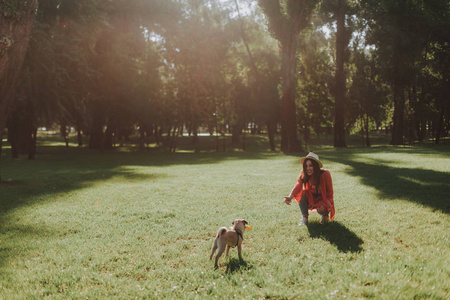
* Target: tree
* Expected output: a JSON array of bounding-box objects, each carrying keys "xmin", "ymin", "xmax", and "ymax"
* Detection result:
[
  {"xmin": 348, "ymin": 49, "xmax": 388, "ymax": 146},
  {"xmin": 363, "ymin": 0, "xmax": 423, "ymax": 145},
  {"xmin": 332, "ymin": 0, "xmax": 349, "ymax": 147},
  {"xmin": 7, "ymin": 0, "xmax": 178, "ymax": 154},
  {"xmin": 297, "ymin": 29, "xmax": 334, "ymax": 143},
  {"xmin": 231, "ymin": 0, "xmax": 280, "ymax": 151},
  {"xmin": 161, "ymin": 0, "xmax": 235, "ymax": 150},
  {"xmin": 8, "ymin": 0, "xmax": 102, "ymax": 156},
  {"xmin": 320, "ymin": 0, "xmax": 361, "ymax": 147},
  {"xmin": 362, "ymin": 0, "xmax": 449, "ymax": 145},
  {"xmin": 258, "ymin": 0, "xmax": 319, "ymax": 153},
  {"xmin": 0, "ymin": 0, "xmax": 38, "ymax": 178},
  {"xmin": 0, "ymin": 0, "xmax": 38, "ymax": 133},
  {"xmin": 417, "ymin": 0, "xmax": 450, "ymax": 144}
]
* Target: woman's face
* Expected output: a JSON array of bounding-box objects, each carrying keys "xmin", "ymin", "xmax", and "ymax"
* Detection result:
[{"xmin": 305, "ymin": 160, "xmax": 314, "ymax": 176}]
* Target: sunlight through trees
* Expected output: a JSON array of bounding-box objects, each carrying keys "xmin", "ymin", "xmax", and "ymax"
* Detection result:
[{"xmin": 1, "ymin": 0, "xmax": 448, "ymax": 159}]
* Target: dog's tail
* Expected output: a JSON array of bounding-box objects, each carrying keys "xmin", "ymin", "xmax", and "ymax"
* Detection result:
[
  {"xmin": 210, "ymin": 227, "xmax": 227, "ymax": 261},
  {"xmin": 216, "ymin": 227, "xmax": 227, "ymax": 238}
]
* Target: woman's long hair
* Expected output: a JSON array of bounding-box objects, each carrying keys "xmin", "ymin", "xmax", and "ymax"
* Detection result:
[{"xmin": 301, "ymin": 159, "xmax": 322, "ymax": 187}]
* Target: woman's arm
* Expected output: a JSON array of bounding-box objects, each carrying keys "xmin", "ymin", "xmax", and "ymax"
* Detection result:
[
  {"xmin": 323, "ymin": 170, "xmax": 335, "ymax": 220},
  {"xmin": 324, "ymin": 170, "xmax": 333, "ymax": 201},
  {"xmin": 284, "ymin": 171, "xmax": 304, "ymax": 205}
]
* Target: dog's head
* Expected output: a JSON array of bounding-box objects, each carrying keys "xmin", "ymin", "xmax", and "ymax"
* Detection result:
[{"xmin": 232, "ymin": 219, "xmax": 248, "ymax": 232}]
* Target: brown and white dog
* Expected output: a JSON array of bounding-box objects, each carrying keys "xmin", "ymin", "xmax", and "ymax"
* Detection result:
[{"xmin": 209, "ymin": 219, "xmax": 248, "ymax": 269}]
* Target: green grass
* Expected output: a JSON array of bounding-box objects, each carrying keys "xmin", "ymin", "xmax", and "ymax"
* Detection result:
[{"xmin": 1, "ymin": 135, "xmax": 449, "ymax": 299}]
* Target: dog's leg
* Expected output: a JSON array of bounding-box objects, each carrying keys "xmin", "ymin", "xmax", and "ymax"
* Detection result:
[
  {"xmin": 214, "ymin": 246, "xmax": 225, "ymax": 269},
  {"xmin": 225, "ymin": 245, "xmax": 230, "ymax": 257},
  {"xmin": 210, "ymin": 238, "xmax": 218, "ymax": 260},
  {"xmin": 237, "ymin": 244, "xmax": 243, "ymax": 261}
]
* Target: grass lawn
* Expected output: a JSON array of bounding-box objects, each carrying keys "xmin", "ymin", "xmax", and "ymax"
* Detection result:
[{"xmin": 0, "ymin": 134, "xmax": 449, "ymax": 299}]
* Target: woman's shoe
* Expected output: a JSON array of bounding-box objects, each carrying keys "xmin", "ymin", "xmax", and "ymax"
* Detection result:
[{"xmin": 298, "ymin": 217, "xmax": 308, "ymax": 226}]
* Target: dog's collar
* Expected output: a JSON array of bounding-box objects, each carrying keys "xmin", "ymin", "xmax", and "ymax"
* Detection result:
[{"xmin": 235, "ymin": 229, "xmax": 243, "ymax": 247}]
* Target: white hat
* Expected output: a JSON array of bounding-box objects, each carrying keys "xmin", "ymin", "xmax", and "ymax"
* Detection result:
[{"xmin": 300, "ymin": 152, "xmax": 323, "ymax": 168}]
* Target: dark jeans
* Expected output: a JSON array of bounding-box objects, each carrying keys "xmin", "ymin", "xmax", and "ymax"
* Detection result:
[{"xmin": 299, "ymin": 194, "xmax": 329, "ymax": 217}]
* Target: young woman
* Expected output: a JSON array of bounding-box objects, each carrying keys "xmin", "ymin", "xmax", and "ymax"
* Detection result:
[{"xmin": 284, "ymin": 152, "xmax": 335, "ymax": 225}]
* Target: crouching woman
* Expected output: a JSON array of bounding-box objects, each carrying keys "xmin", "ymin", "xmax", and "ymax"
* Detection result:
[{"xmin": 284, "ymin": 152, "xmax": 335, "ymax": 225}]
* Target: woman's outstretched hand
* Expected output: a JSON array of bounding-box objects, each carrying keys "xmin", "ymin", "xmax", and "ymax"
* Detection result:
[{"xmin": 284, "ymin": 196, "xmax": 292, "ymax": 205}]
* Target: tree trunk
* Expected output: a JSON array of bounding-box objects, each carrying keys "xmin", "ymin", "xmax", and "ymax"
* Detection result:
[
  {"xmin": 0, "ymin": 132, "xmax": 2, "ymax": 182},
  {"xmin": 390, "ymin": 29, "xmax": 406, "ymax": 145},
  {"xmin": 415, "ymin": 86, "xmax": 424, "ymax": 143},
  {"xmin": 280, "ymin": 36, "xmax": 302, "ymax": 153},
  {"xmin": 334, "ymin": 0, "xmax": 347, "ymax": 148},
  {"xmin": 435, "ymin": 104, "xmax": 445, "ymax": 145},
  {"xmin": 77, "ymin": 129, "xmax": 83, "ymax": 147},
  {"xmin": 153, "ymin": 126, "xmax": 160, "ymax": 146},
  {"xmin": 192, "ymin": 125, "xmax": 199, "ymax": 144},
  {"xmin": 139, "ymin": 126, "xmax": 145, "ymax": 151},
  {"xmin": 103, "ymin": 125, "xmax": 114, "ymax": 150},
  {"xmin": 0, "ymin": 0, "xmax": 38, "ymax": 137},
  {"xmin": 390, "ymin": 84, "xmax": 405, "ymax": 145},
  {"xmin": 267, "ymin": 120, "xmax": 276, "ymax": 151},
  {"xmin": 7, "ymin": 111, "xmax": 36, "ymax": 159},
  {"xmin": 360, "ymin": 116, "xmax": 365, "ymax": 147},
  {"xmin": 89, "ymin": 107, "xmax": 105, "ymax": 150},
  {"xmin": 303, "ymin": 126, "xmax": 310, "ymax": 151},
  {"xmin": 258, "ymin": 0, "xmax": 318, "ymax": 153},
  {"xmin": 89, "ymin": 119, "xmax": 104, "ymax": 150},
  {"xmin": 365, "ymin": 114, "xmax": 371, "ymax": 147},
  {"xmin": 60, "ymin": 125, "xmax": 69, "ymax": 147},
  {"xmin": 231, "ymin": 123, "xmax": 241, "ymax": 147},
  {"xmin": 416, "ymin": 117, "xmax": 425, "ymax": 143},
  {"xmin": 169, "ymin": 125, "xmax": 181, "ymax": 153},
  {"xmin": 242, "ymin": 128, "xmax": 246, "ymax": 151},
  {"xmin": 28, "ymin": 126, "xmax": 37, "ymax": 160}
]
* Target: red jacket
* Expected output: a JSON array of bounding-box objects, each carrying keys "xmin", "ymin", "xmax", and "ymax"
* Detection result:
[{"xmin": 290, "ymin": 169, "xmax": 335, "ymax": 220}]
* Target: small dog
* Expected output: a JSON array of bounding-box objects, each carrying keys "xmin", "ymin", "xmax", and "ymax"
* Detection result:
[{"xmin": 209, "ymin": 219, "xmax": 248, "ymax": 269}]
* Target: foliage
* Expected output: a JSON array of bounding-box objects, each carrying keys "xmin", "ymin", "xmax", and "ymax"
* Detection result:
[
  {"xmin": 0, "ymin": 0, "xmax": 29, "ymax": 18},
  {"xmin": 228, "ymin": 1, "xmax": 281, "ymax": 149},
  {"xmin": 9, "ymin": 0, "xmax": 173, "ymax": 151},
  {"xmin": 297, "ymin": 29, "xmax": 334, "ymax": 136},
  {"xmin": 347, "ymin": 48, "xmax": 389, "ymax": 145},
  {"xmin": 361, "ymin": 0, "xmax": 450, "ymax": 145},
  {"xmin": 6, "ymin": 0, "xmax": 450, "ymax": 159}
]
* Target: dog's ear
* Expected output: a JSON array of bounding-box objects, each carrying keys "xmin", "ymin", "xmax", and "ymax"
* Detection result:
[
  {"xmin": 232, "ymin": 220, "xmax": 235, "ymax": 225},
  {"xmin": 243, "ymin": 220, "xmax": 248, "ymax": 225}
]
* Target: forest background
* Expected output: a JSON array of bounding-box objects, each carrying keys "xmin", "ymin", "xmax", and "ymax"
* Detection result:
[{"xmin": 0, "ymin": 0, "xmax": 449, "ymax": 167}]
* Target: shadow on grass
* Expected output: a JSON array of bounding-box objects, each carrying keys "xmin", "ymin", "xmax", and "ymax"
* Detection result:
[
  {"xmin": 225, "ymin": 257, "xmax": 253, "ymax": 274},
  {"xmin": 320, "ymin": 149, "xmax": 450, "ymax": 214},
  {"xmin": 0, "ymin": 138, "xmax": 276, "ymax": 215},
  {"xmin": 306, "ymin": 221, "xmax": 364, "ymax": 253},
  {"xmin": 0, "ymin": 167, "xmax": 169, "ymax": 214}
]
